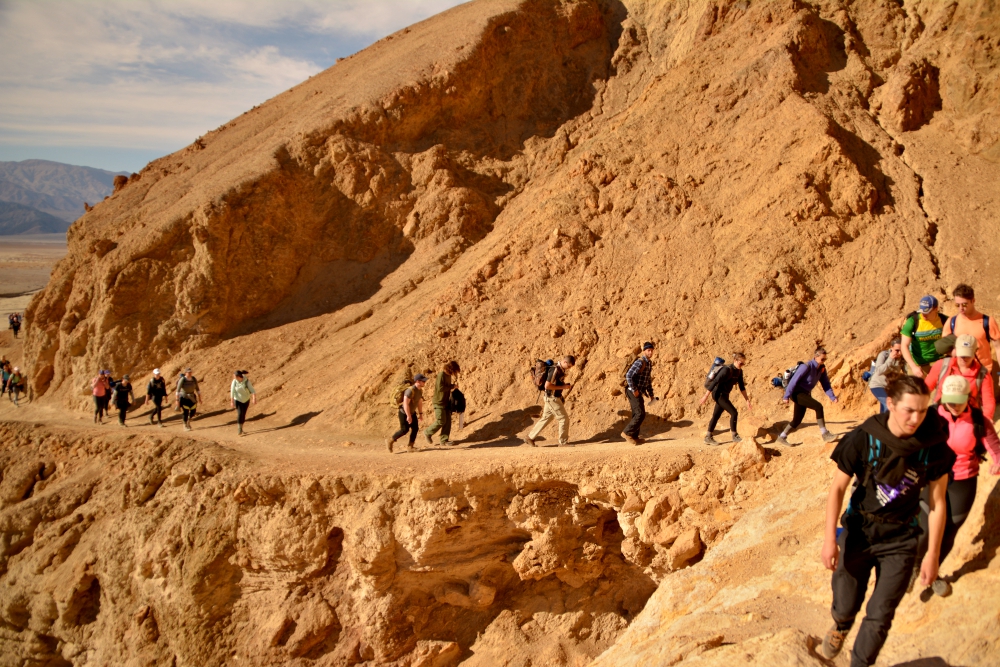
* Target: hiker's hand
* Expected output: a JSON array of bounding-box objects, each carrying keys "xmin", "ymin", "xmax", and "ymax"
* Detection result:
[
  {"xmin": 990, "ymin": 461, "xmax": 1000, "ymax": 476},
  {"xmin": 919, "ymin": 552, "xmax": 939, "ymax": 587},
  {"xmin": 407, "ymin": 414, "xmax": 412, "ymax": 424},
  {"xmin": 831, "ymin": 397, "xmax": 839, "ymax": 404},
  {"xmin": 782, "ymin": 398, "xmax": 789, "ymax": 405},
  {"xmin": 821, "ymin": 539, "xmax": 839, "ymax": 571},
  {"xmin": 699, "ymin": 394, "xmax": 708, "ymax": 406},
  {"xmin": 910, "ymin": 366, "xmax": 925, "ymax": 379}
]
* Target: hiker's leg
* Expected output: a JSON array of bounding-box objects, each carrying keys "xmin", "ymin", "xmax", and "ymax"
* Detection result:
[
  {"xmin": 528, "ymin": 399, "xmax": 555, "ymax": 440},
  {"xmin": 408, "ymin": 414, "xmax": 419, "ymax": 444},
  {"xmin": 831, "ymin": 527, "xmax": 871, "ymax": 635},
  {"xmin": 391, "ymin": 409, "xmax": 410, "ymax": 441},
  {"xmin": 940, "ymin": 477, "xmax": 977, "ymax": 564},
  {"xmin": 851, "ymin": 538, "xmax": 917, "ymax": 667},
  {"xmin": 870, "ymin": 387, "xmax": 888, "ymax": 414},
  {"xmin": 707, "ymin": 400, "xmax": 725, "ymax": 433},
  {"xmin": 625, "ymin": 393, "xmax": 645, "ymax": 437},
  {"xmin": 235, "ymin": 400, "xmax": 249, "ymax": 426},
  {"xmin": 440, "ymin": 410, "xmax": 452, "ymax": 443},
  {"xmin": 783, "ymin": 397, "xmax": 808, "ymax": 436},
  {"xmin": 425, "ymin": 405, "xmax": 445, "ymax": 438},
  {"xmin": 118, "ymin": 407, "xmax": 127, "ymax": 425},
  {"xmin": 551, "ymin": 397, "xmax": 569, "ymax": 445},
  {"xmin": 718, "ymin": 395, "xmax": 738, "ymax": 433},
  {"xmin": 93, "ymin": 396, "xmax": 101, "ymax": 422}
]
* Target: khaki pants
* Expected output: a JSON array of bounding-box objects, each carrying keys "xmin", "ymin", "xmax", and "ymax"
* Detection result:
[{"xmin": 529, "ymin": 396, "xmax": 569, "ymax": 445}]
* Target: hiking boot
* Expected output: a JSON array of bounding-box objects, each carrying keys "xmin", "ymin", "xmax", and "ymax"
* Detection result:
[
  {"xmin": 636, "ymin": 438, "xmax": 646, "ymax": 445},
  {"xmin": 821, "ymin": 430, "xmax": 838, "ymax": 443},
  {"xmin": 731, "ymin": 433, "xmax": 743, "ymax": 443},
  {"xmin": 621, "ymin": 432, "xmax": 638, "ymax": 446},
  {"xmin": 522, "ymin": 435, "xmax": 536, "ymax": 447},
  {"xmin": 821, "ymin": 625, "xmax": 848, "ymax": 659},
  {"xmin": 237, "ymin": 425, "xmax": 243, "ymax": 436},
  {"xmin": 931, "ymin": 578, "xmax": 952, "ymax": 597},
  {"xmin": 424, "ymin": 432, "xmax": 433, "ymax": 446},
  {"xmin": 704, "ymin": 435, "xmax": 719, "ymax": 445},
  {"xmin": 159, "ymin": 421, "xmax": 165, "ymax": 428},
  {"xmin": 184, "ymin": 423, "xmax": 192, "ymax": 432},
  {"xmin": 775, "ymin": 434, "xmax": 790, "ymax": 446},
  {"xmin": 386, "ymin": 437, "xmax": 395, "ymax": 453}
]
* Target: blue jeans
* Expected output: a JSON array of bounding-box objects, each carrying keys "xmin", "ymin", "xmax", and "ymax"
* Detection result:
[{"xmin": 870, "ymin": 387, "xmax": 888, "ymax": 413}]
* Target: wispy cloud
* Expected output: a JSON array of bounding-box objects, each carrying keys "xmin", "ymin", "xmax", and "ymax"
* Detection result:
[{"xmin": 0, "ymin": 0, "xmax": 467, "ymax": 171}]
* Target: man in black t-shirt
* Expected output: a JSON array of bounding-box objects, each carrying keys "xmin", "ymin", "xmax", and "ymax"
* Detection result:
[
  {"xmin": 523, "ymin": 356, "xmax": 575, "ymax": 447},
  {"xmin": 700, "ymin": 353, "xmax": 752, "ymax": 445},
  {"xmin": 819, "ymin": 376, "xmax": 954, "ymax": 666}
]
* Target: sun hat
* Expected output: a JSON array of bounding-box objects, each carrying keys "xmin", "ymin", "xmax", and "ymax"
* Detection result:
[
  {"xmin": 940, "ymin": 375, "xmax": 970, "ymax": 404},
  {"xmin": 954, "ymin": 334, "xmax": 978, "ymax": 358}
]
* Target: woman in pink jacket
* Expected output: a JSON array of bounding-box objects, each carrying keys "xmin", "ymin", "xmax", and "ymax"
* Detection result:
[{"xmin": 918, "ymin": 375, "xmax": 1000, "ymax": 597}]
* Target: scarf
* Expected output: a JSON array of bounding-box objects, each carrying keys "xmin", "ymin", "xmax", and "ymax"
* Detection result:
[{"xmin": 859, "ymin": 410, "xmax": 948, "ymax": 487}]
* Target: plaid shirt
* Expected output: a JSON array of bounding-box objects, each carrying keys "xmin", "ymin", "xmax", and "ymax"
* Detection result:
[{"xmin": 626, "ymin": 356, "xmax": 653, "ymax": 397}]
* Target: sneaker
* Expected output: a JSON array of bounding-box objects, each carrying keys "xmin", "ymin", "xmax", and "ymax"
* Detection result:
[
  {"xmin": 731, "ymin": 433, "xmax": 743, "ymax": 443},
  {"xmin": 237, "ymin": 425, "xmax": 243, "ymax": 436},
  {"xmin": 775, "ymin": 434, "xmax": 789, "ymax": 446},
  {"xmin": 821, "ymin": 625, "xmax": 848, "ymax": 659},
  {"xmin": 822, "ymin": 431, "xmax": 838, "ymax": 443},
  {"xmin": 704, "ymin": 435, "xmax": 719, "ymax": 445},
  {"xmin": 931, "ymin": 578, "xmax": 952, "ymax": 597},
  {"xmin": 386, "ymin": 437, "xmax": 395, "ymax": 453},
  {"xmin": 621, "ymin": 432, "xmax": 638, "ymax": 446},
  {"xmin": 159, "ymin": 422, "xmax": 165, "ymax": 428},
  {"xmin": 184, "ymin": 423, "xmax": 192, "ymax": 432},
  {"xmin": 522, "ymin": 435, "xmax": 536, "ymax": 447}
]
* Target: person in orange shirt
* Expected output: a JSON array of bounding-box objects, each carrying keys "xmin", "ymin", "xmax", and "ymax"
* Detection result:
[
  {"xmin": 925, "ymin": 334, "xmax": 995, "ymax": 420},
  {"xmin": 943, "ymin": 284, "xmax": 1000, "ymax": 373}
]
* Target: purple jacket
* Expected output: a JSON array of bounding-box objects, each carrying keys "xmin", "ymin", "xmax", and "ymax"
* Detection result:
[{"xmin": 783, "ymin": 359, "xmax": 836, "ymax": 401}]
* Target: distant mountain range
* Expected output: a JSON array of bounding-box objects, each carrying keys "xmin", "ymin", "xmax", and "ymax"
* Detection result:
[{"xmin": 0, "ymin": 159, "xmax": 129, "ymax": 234}]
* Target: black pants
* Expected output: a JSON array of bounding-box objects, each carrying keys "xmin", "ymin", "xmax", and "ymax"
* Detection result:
[
  {"xmin": 235, "ymin": 400, "xmax": 250, "ymax": 426},
  {"xmin": 789, "ymin": 392, "xmax": 824, "ymax": 429},
  {"xmin": 117, "ymin": 403, "xmax": 130, "ymax": 425},
  {"xmin": 708, "ymin": 394, "xmax": 738, "ymax": 432},
  {"xmin": 94, "ymin": 395, "xmax": 107, "ymax": 420},
  {"xmin": 831, "ymin": 525, "xmax": 917, "ymax": 667},
  {"xmin": 180, "ymin": 397, "xmax": 197, "ymax": 424},
  {"xmin": 624, "ymin": 392, "xmax": 646, "ymax": 437},
  {"xmin": 391, "ymin": 409, "xmax": 419, "ymax": 444},
  {"xmin": 917, "ymin": 476, "xmax": 978, "ymax": 567},
  {"xmin": 11, "ymin": 325, "xmax": 19, "ymax": 338},
  {"xmin": 149, "ymin": 397, "xmax": 163, "ymax": 423}
]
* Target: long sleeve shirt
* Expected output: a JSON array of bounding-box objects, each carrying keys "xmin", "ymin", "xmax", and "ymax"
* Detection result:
[
  {"xmin": 783, "ymin": 359, "xmax": 835, "ymax": 401},
  {"xmin": 868, "ymin": 350, "xmax": 904, "ymax": 390},
  {"xmin": 626, "ymin": 357, "xmax": 653, "ymax": 397},
  {"xmin": 938, "ymin": 405, "xmax": 1000, "ymax": 480},
  {"xmin": 231, "ymin": 378, "xmax": 256, "ymax": 403}
]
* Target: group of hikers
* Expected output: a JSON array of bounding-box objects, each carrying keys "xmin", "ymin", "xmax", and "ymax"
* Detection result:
[
  {"xmin": 7, "ymin": 312, "xmax": 22, "ymax": 339},
  {"xmin": 89, "ymin": 367, "xmax": 256, "ymax": 436},
  {"xmin": 1, "ymin": 358, "xmax": 25, "ymax": 406}
]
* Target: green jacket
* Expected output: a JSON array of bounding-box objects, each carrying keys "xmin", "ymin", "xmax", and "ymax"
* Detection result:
[{"xmin": 433, "ymin": 371, "xmax": 453, "ymax": 408}]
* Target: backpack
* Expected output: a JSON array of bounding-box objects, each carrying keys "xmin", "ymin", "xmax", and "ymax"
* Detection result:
[
  {"xmin": 948, "ymin": 315, "xmax": 992, "ymax": 343},
  {"xmin": 970, "ymin": 406, "xmax": 988, "ymax": 462},
  {"xmin": 620, "ymin": 356, "xmax": 647, "ymax": 388},
  {"xmin": 704, "ymin": 357, "xmax": 726, "ymax": 390},
  {"xmin": 390, "ymin": 380, "xmax": 413, "ymax": 408},
  {"xmin": 450, "ymin": 388, "xmax": 466, "ymax": 414},
  {"xmin": 931, "ymin": 361, "xmax": 988, "ymax": 407},
  {"xmin": 849, "ymin": 433, "xmax": 935, "ymax": 525},
  {"xmin": 781, "ymin": 361, "xmax": 805, "ymax": 388},
  {"xmin": 532, "ymin": 360, "xmax": 554, "ymax": 392}
]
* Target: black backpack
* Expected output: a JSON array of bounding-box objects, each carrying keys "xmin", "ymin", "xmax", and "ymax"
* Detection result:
[{"xmin": 450, "ymin": 388, "xmax": 466, "ymax": 414}]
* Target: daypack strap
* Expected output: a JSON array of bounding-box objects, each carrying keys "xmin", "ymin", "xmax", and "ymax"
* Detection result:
[{"xmin": 949, "ymin": 314, "xmax": 991, "ymax": 342}]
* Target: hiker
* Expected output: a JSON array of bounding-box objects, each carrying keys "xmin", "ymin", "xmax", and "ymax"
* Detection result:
[
  {"xmin": 700, "ymin": 353, "xmax": 752, "ymax": 445},
  {"xmin": 942, "ymin": 284, "xmax": 1000, "ymax": 373},
  {"xmin": 6, "ymin": 367, "xmax": 24, "ymax": 406},
  {"xmin": 146, "ymin": 369, "xmax": 167, "ymax": 427},
  {"xmin": 820, "ymin": 375, "xmax": 954, "ymax": 665},
  {"xmin": 868, "ymin": 338, "xmax": 905, "ymax": 414},
  {"xmin": 777, "ymin": 347, "xmax": 838, "ymax": 445},
  {"xmin": 925, "ymin": 334, "xmax": 995, "ymax": 420},
  {"xmin": 425, "ymin": 361, "xmax": 460, "ymax": 446},
  {"xmin": 8, "ymin": 313, "xmax": 21, "ymax": 338},
  {"xmin": 112, "ymin": 375, "xmax": 134, "ymax": 426},
  {"xmin": 176, "ymin": 368, "xmax": 201, "ymax": 431},
  {"xmin": 388, "ymin": 374, "xmax": 427, "ymax": 452},
  {"xmin": 230, "ymin": 370, "xmax": 256, "ymax": 436},
  {"xmin": 91, "ymin": 369, "xmax": 111, "ymax": 423},
  {"xmin": 1, "ymin": 361, "xmax": 11, "ymax": 399},
  {"xmin": 622, "ymin": 342, "xmax": 657, "ymax": 446},
  {"xmin": 901, "ymin": 295, "xmax": 946, "ymax": 378},
  {"xmin": 915, "ymin": 375, "xmax": 1000, "ymax": 598},
  {"xmin": 523, "ymin": 356, "xmax": 576, "ymax": 447}
]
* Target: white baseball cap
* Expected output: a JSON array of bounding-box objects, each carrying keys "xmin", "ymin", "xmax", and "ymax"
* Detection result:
[{"xmin": 152, "ymin": 368, "xmax": 161, "ymax": 375}]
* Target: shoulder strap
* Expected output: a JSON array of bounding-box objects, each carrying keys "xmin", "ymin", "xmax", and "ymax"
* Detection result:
[
  {"xmin": 950, "ymin": 315, "xmax": 957, "ymax": 333},
  {"xmin": 985, "ymin": 315, "xmax": 992, "ymax": 343},
  {"xmin": 933, "ymin": 361, "xmax": 950, "ymax": 403},
  {"xmin": 976, "ymin": 364, "xmax": 988, "ymax": 395}
]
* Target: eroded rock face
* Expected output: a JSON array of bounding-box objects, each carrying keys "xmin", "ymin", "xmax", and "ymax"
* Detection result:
[{"xmin": 0, "ymin": 422, "xmax": 770, "ymax": 666}]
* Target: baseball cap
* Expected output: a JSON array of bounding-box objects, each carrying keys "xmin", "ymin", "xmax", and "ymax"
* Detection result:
[
  {"xmin": 643, "ymin": 341, "xmax": 655, "ymax": 350},
  {"xmin": 122, "ymin": 374, "xmax": 130, "ymax": 380},
  {"xmin": 414, "ymin": 373, "xmax": 428, "ymax": 382},
  {"xmin": 954, "ymin": 334, "xmax": 978, "ymax": 358},
  {"xmin": 918, "ymin": 295, "xmax": 938, "ymax": 314},
  {"xmin": 184, "ymin": 367, "xmax": 193, "ymax": 373},
  {"xmin": 940, "ymin": 375, "xmax": 970, "ymax": 404},
  {"xmin": 152, "ymin": 368, "xmax": 161, "ymax": 376}
]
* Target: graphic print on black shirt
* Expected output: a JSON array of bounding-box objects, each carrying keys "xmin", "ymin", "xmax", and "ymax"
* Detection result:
[{"xmin": 831, "ymin": 414, "xmax": 954, "ymax": 538}]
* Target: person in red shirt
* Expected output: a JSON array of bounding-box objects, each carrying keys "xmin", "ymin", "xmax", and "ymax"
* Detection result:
[
  {"xmin": 925, "ymin": 334, "xmax": 995, "ymax": 420},
  {"xmin": 942, "ymin": 284, "xmax": 1000, "ymax": 373},
  {"xmin": 918, "ymin": 375, "xmax": 1000, "ymax": 598}
]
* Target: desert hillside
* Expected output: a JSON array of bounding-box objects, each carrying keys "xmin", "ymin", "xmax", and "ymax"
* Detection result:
[{"xmin": 4, "ymin": 0, "xmax": 1000, "ymax": 665}]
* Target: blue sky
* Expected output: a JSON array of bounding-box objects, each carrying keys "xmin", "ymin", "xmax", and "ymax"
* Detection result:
[{"xmin": 0, "ymin": 0, "xmax": 467, "ymax": 173}]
